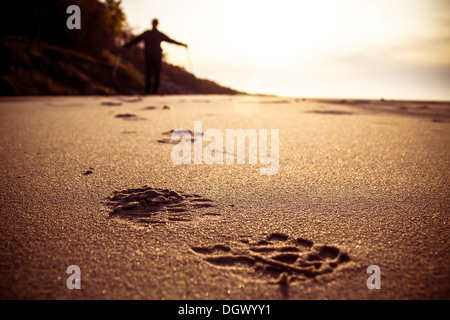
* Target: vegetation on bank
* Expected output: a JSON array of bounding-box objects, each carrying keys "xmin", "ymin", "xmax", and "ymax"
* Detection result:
[{"xmin": 0, "ymin": 0, "xmax": 243, "ymax": 95}]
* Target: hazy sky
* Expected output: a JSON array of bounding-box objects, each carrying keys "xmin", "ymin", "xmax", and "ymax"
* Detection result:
[{"xmin": 120, "ymin": 0, "xmax": 450, "ymax": 100}]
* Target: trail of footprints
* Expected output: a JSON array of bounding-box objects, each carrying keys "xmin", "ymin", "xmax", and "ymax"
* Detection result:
[
  {"xmin": 104, "ymin": 186, "xmax": 218, "ymax": 225},
  {"xmin": 191, "ymin": 233, "xmax": 350, "ymax": 284},
  {"xmin": 104, "ymin": 188, "xmax": 351, "ymax": 284}
]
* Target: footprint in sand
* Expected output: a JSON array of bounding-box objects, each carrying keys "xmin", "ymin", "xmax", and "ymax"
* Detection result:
[
  {"xmin": 191, "ymin": 233, "xmax": 351, "ymax": 284},
  {"xmin": 115, "ymin": 113, "xmax": 146, "ymax": 121},
  {"xmin": 101, "ymin": 101, "xmax": 122, "ymax": 107},
  {"xmin": 157, "ymin": 129, "xmax": 203, "ymax": 144},
  {"xmin": 307, "ymin": 110, "xmax": 353, "ymax": 115},
  {"xmin": 82, "ymin": 167, "xmax": 94, "ymax": 176},
  {"xmin": 104, "ymin": 186, "xmax": 218, "ymax": 225},
  {"xmin": 118, "ymin": 97, "xmax": 142, "ymax": 103}
]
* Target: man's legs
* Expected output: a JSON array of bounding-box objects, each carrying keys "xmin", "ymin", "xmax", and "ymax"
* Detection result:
[
  {"xmin": 145, "ymin": 60, "xmax": 153, "ymax": 95},
  {"xmin": 152, "ymin": 58, "xmax": 162, "ymax": 94},
  {"xmin": 145, "ymin": 58, "xmax": 162, "ymax": 94}
]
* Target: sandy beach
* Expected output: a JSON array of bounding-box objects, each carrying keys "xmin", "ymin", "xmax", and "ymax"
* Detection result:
[{"xmin": 0, "ymin": 95, "xmax": 448, "ymax": 300}]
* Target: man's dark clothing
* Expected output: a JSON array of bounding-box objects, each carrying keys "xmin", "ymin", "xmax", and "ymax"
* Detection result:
[
  {"xmin": 125, "ymin": 29, "xmax": 183, "ymax": 94},
  {"xmin": 145, "ymin": 57, "xmax": 162, "ymax": 95}
]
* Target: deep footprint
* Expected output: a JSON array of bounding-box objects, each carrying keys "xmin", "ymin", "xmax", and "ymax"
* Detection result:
[
  {"xmin": 191, "ymin": 233, "xmax": 351, "ymax": 284},
  {"xmin": 104, "ymin": 186, "xmax": 217, "ymax": 225}
]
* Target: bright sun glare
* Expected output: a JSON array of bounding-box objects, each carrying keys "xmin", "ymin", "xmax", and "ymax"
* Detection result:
[
  {"xmin": 195, "ymin": 0, "xmax": 386, "ymax": 63},
  {"xmin": 122, "ymin": 0, "xmax": 450, "ymax": 100}
]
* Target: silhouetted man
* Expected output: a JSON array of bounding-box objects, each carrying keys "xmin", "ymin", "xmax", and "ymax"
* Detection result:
[{"xmin": 124, "ymin": 19, "xmax": 187, "ymax": 94}]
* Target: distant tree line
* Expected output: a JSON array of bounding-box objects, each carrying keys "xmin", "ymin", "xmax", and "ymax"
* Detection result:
[{"xmin": 2, "ymin": 0, "xmax": 126, "ymax": 54}]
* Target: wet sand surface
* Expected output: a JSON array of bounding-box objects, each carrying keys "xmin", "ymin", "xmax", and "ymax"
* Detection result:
[{"xmin": 0, "ymin": 95, "xmax": 448, "ymax": 299}]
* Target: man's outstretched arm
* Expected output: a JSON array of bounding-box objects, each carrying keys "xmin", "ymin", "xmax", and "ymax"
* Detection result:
[
  {"xmin": 162, "ymin": 33, "xmax": 187, "ymax": 47},
  {"xmin": 124, "ymin": 32, "xmax": 147, "ymax": 49}
]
